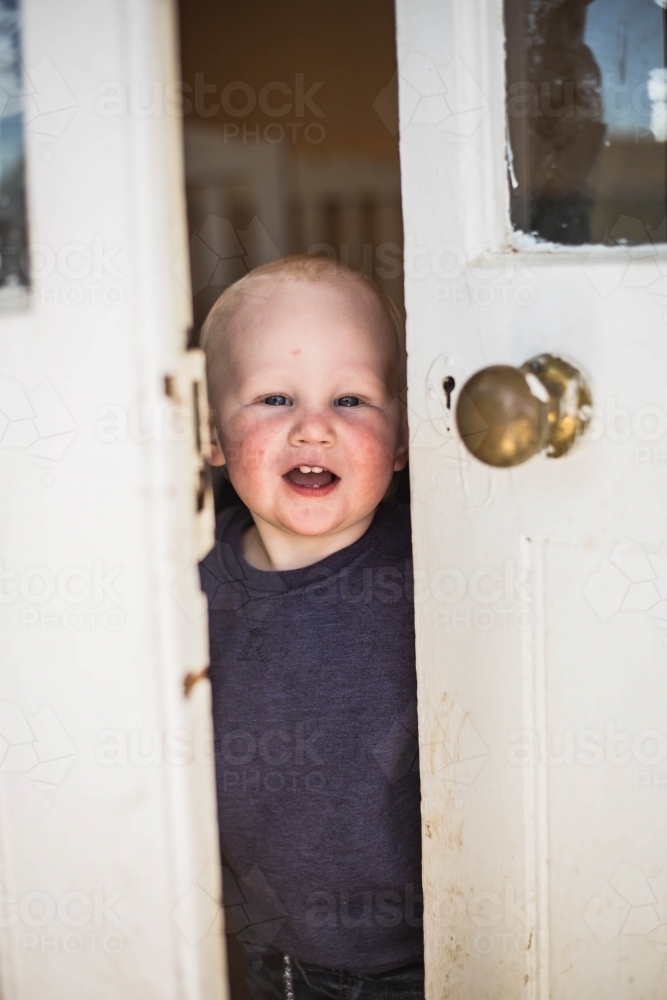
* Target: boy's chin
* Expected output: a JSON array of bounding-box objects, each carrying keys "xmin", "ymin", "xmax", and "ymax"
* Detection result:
[
  {"xmin": 276, "ymin": 508, "xmax": 352, "ymax": 538},
  {"xmin": 271, "ymin": 498, "xmax": 382, "ymax": 539}
]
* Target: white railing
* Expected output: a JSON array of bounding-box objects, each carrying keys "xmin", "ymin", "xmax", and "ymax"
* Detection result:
[{"xmin": 183, "ymin": 123, "xmax": 404, "ymax": 330}]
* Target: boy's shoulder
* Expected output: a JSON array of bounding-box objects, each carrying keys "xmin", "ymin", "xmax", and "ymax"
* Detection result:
[
  {"xmin": 214, "ymin": 503, "xmax": 252, "ymax": 545},
  {"xmin": 198, "ymin": 505, "xmax": 254, "ymax": 605},
  {"xmin": 370, "ymin": 501, "xmax": 412, "ymax": 555}
]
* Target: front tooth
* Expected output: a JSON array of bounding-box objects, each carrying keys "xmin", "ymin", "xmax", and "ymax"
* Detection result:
[
  {"xmin": 299, "ymin": 465, "xmax": 312, "ymax": 473},
  {"xmin": 311, "ymin": 466, "xmax": 324, "ymax": 474}
]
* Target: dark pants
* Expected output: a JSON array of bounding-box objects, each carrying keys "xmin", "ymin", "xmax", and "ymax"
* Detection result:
[{"xmin": 242, "ymin": 945, "xmax": 425, "ymax": 1000}]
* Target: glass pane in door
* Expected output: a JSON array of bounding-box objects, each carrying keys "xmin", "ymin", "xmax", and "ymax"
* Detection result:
[
  {"xmin": 505, "ymin": 0, "xmax": 667, "ymax": 246},
  {"xmin": 0, "ymin": 0, "xmax": 28, "ymax": 288}
]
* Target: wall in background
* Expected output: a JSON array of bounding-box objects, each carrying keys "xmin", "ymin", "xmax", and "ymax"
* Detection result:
[
  {"xmin": 178, "ymin": 0, "xmax": 403, "ymax": 340},
  {"xmin": 178, "ymin": 0, "xmax": 399, "ymax": 163}
]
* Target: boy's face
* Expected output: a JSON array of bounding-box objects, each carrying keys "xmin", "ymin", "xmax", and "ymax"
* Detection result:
[{"xmin": 209, "ymin": 277, "xmax": 408, "ymax": 539}]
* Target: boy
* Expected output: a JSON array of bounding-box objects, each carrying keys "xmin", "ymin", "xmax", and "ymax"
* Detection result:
[{"xmin": 199, "ymin": 255, "xmax": 423, "ymax": 1000}]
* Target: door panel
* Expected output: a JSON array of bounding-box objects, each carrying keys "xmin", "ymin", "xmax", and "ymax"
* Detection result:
[
  {"xmin": 0, "ymin": 2, "xmax": 225, "ymax": 997},
  {"xmin": 396, "ymin": 1, "xmax": 667, "ymax": 996}
]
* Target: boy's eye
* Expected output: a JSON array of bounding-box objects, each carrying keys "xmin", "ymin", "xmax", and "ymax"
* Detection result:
[
  {"xmin": 263, "ymin": 395, "xmax": 291, "ymax": 406},
  {"xmin": 335, "ymin": 395, "xmax": 362, "ymax": 408}
]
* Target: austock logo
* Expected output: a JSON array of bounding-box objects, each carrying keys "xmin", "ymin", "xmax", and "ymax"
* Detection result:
[
  {"xmin": 0, "ymin": 376, "xmax": 77, "ymax": 484},
  {"xmin": 171, "ymin": 862, "xmax": 286, "ymax": 957},
  {"xmin": 0, "ymin": 700, "xmax": 77, "ymax": 808},
  {"xmin": 173, "ymin": 215, "xmax": 281, "ymax": 295},
  {"xmin": 373, "ymin": 698, "xmax": 488, "ymax": 806},
  {"xmin": 582, "ymin": 215, "xmax": 667, "ymax": 312},
  {"xmin": 585, "ymin": 862, "xmax": 667, "ymax": 951},
  {"xmin": 583, "ymin": 539, "xmax": 667, "ymax": 639},
  {"xmin": 0, "ymin": 2, "xmax": 77, "ymax": 160},
  {"xmin": 374, "ymin": 54, "xmax": 487, "ymax": 144}
]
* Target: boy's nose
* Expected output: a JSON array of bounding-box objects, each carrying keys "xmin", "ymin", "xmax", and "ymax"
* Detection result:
[{"xmin": 288, "ymin": 407, "xmax": 336, "ymax": 447}]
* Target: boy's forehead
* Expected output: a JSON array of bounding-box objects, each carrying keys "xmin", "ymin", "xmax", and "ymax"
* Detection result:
[
  {"xmin": 229, "ymin": 276, "xmax": 394, "ymax": 359},
  {"xmin": 237, "ymin": 274, "xmax": 377, "ymax": 321}
]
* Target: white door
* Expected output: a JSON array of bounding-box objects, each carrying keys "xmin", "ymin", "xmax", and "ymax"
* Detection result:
[
  {"xmin": 397, "ymin": 2, "xmax": 667, "ymax": 998},
  {"xmin": 0, "ymin": 2, "xmax": 225, "ymax": 998}
]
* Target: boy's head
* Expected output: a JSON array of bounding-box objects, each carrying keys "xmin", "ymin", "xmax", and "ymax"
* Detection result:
[{"xmin": 201, "ymin": 254, "xmax": 408, "ymax": 540}]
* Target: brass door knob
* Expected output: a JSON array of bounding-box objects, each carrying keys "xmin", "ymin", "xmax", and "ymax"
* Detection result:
[{"xmin": 455, "ymin": 354, "xmax": 592, "ymax": 468}]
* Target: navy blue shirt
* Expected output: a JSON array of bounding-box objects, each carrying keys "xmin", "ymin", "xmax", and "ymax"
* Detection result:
[{"xmin": 200, "ymin": 502, "xmax": 423, "ymax": 973}]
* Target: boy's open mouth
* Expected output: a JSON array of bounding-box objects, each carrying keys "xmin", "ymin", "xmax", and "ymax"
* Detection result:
[{"xmin": 284, "ymin": 465, "xmax": 338, "ymax": 489}]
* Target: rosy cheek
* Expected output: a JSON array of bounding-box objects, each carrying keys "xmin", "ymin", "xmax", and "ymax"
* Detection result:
[
  {"xmin": 223, "ymin": 409, "xmax": 261, "ymax": 443},
  {"xmin": 343, "ymin": 419, "xmax": 397, "ymax": 474},
  {"xmin": 223, "ymin": 420, "xmax": 277, "ymax": 479}
]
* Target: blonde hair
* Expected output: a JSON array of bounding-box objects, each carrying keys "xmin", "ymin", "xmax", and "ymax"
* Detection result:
[{"xmin": 200, "ymin": 254, "xmax": 405, "ymax": 403}]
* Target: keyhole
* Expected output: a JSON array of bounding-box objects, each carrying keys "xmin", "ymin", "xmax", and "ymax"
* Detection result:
[{"xmin": 443, "ymin": 375, "xmax": 456, "ymax": 409}]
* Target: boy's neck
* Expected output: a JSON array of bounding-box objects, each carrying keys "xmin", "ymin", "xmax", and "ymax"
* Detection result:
[{"xmin": 241, "ymin": 510, "xmax": 377, "ymax": 571}]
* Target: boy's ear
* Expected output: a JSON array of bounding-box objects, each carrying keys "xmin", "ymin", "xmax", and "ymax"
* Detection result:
[
  {"xmin": 208, "ymin": 413, "xmax": 226, "ymax": 467},
  {"xmin": 393, "ymin": 408, "xmax": 409, "ymax": 472}
]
